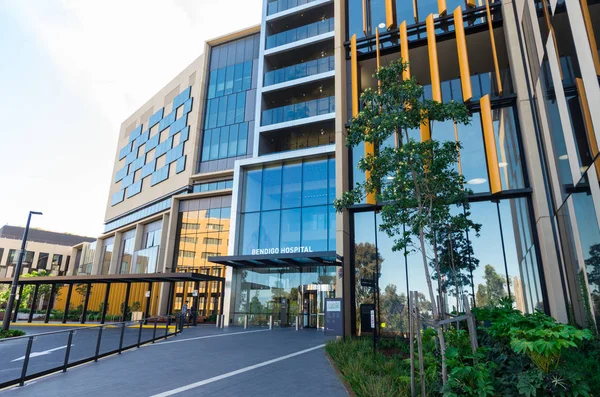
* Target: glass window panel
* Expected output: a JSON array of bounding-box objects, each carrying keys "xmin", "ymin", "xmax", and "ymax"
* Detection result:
[
  {"xmin": 259, "ymin": 210, "xmax": 280, "ymax": 249},
  {"xmin": 494, "ymin": 107, "xmax": 525, "ymax": 191},
  {"xmin": 219, "ymin": 125, "xmax": 229, "ymax": 158},
  {"xmin": 224, "ymin": 65, "xmax": 234, "ymax": 95},
  {"xmin": 210, "ymin": 127, "xmax": 220, "ymax": 160},
  {"xmin": 226, "ymin": 94, "xmax": 236, "ymax": 125},
  {"xmin": 238, "ymin": 122, "xmax": 248, "ymax": 155},
  {"xmin": 459, "ymin": 113, "xmax": 490, "ymax": 194},
  {"xmin": 208, "ymin": 72, "xmax": 217, "ymax": 99},
  {"xmin": 243, "ymin": 168, "xmax": 262, "ymax": 212},
  {"xmin": 233, "ymin": 63, "xmax": 244, "ymax": 93},
  {"xmin": 216, "ymin": 68, "xmax": 226, "ymax": 97},
  {"xmin": 302, "ymin": 206, "xmax": 328, "ymax": 251},
  {"xmin": 228, "ymin": 124, "xmax": 239, "ymax": 157},
  {"xmin": 302, "ymin": 158, "xmax": 328, "ymax": 206},
  {"xmin": 202, "ymin": 129, "xmax": 211, "ymax": 162},
  {"xmin": 243, "ymin": 61, "xmax": 253, "ymax": 91},
  {"xmin": 280, "ymin": 208, "xmax": 301, "ymax": 250},
  {"xmin": 217, "ymin": 96, "xmax": 227, "ymax": 127},
  {"xmin": 261, "ymin": 164, "xmax": 282, "ymax": 211},
  {"xmin": 328, "ymin": 205, "xmax": 336, "ymax": 251},
  {"xmin": 328, "ymin": 157, "xmax": 336, "ymax": 204},
  {"xmin": 236, "ymin": 92, "xmax": 246, "ymax": 124},
  {"xmin": 370, "ymin": 0, "xmax": 386, "ymax": 34},
  {"xmin": 240, "ymin": 213, "xmax": 260, "ymax": 255},
  {"xmin": 282, "ymin": 161, "xmax": 302, "ymax": 208}
]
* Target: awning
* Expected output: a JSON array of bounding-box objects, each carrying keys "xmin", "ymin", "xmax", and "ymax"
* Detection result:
[
  {"xmin": 0, "ymin": 272, "xmax": 224, "ymax": 286},
  {"xmin": 208, "ymin": 251, "xmax": 342, "ymax": 269}
]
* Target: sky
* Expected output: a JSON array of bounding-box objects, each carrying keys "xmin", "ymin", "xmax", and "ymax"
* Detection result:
[{"xmin": 0, "ymin": 0, "xmax": 262, "ymax": 238}]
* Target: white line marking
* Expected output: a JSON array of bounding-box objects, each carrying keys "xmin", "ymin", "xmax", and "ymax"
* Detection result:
[
  {"xmin": 150, "ymin": 329, "xmax": 270, "ymax": 345},
  {"xmin": 11, "ymin": 345, "xmax": 73, "ymax": 362},
  {"xmin": 151, "ymin": 344, "xmax": 325, "ymax": 397}
]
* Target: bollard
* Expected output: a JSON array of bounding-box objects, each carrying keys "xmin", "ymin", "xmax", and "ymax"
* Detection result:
[
  {"xmin": 220, "ymin": 315, "xmax": 225, "ymax": 328},
  {"xmin": 244, "ymin": 314, "xmax": 248, "ymax": 329},
  {"xmin": 215, "ymin": 314, "xmax": 220, "ymax": 328},
  {"xmin": 295, "ymin": 315, "xmax": 299, "ymax": 331},
  {"xmin": 269, "ymin": 315, "xmax": 273, "ymax": 330}
]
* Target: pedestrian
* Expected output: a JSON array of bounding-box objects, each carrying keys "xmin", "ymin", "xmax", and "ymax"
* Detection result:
[{"xmin": 180, "ymin": 301, "xmax": 189, "ymax": 330}]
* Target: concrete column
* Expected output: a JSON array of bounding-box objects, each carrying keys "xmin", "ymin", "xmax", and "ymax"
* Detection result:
[
  {"xmin": 502, "ymin": 0, "xmax": 568, "ymax": 322},
  {"xmin": 159, "ymin": 212, "xmax": 174, "ymax": 273},
  {"xmin": 108, "ymin": 231, "xmax": 123, "ymax": 275}
]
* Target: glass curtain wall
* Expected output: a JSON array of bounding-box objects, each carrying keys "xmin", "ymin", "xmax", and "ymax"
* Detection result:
[
  {"xmin": 238, "ymin": 156, "xmax": 336, "ymax": 255},
  {"xmin": 100, "ymin": 237, "xmax": 114, "ymax": 275},
  {"xmin": 131, "ymin": 220, "xmax": 162, "ymax": 274},
  {"xmin": 118, "ymin": 229, "xmax": 135, "ymax": 274},
  {"xmin": 199, "ymin": 34, "xmax": 259, "ymax": 172}
]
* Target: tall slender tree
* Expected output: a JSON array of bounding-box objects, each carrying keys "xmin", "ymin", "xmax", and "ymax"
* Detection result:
[{"xmin": 334, "ymin": 60, "xmax": 476, "ymax": 383}]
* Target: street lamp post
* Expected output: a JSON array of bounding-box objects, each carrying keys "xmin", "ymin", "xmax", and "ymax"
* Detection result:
[{"xmin": 2, "ymin": 211, "xmax": 42, "ymax": 331}]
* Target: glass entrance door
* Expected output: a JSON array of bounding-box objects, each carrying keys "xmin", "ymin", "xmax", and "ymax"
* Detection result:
[{"xmin": 301, "ymin": 288, "xmax": 318, "ymax": 328}]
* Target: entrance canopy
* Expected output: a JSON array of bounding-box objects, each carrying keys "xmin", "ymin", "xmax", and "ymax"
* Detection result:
[
  {"xmin": 0, "ymin": 272, "xmax": 224, "ymax": 286},
  {"xmin": 208, "ymin": 251, "xmax": 342, "ymax": 269}
]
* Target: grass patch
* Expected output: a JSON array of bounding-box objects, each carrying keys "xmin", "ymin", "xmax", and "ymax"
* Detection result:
[{"xmin": 0, "ymin": 329, "xmax": 25, "ymax": 339}]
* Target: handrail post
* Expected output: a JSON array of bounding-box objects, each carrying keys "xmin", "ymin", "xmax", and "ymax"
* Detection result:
[
  {"xmin": 165, "ymin": 316, "xmax": 171, "ymax": 338},
  {"xmin": 269, "ymin": 315, "xmax": 273, "ymax": 330},
  {"xmin": 244, "ymin": 314, "xmax": 248, "ymax": 329},
  {"xmin": 152, "ymin": 317, "xmax": 158, "ymax": 343},
  {"xmin": 63, "ymin": 330, "xmax": 74, "ymax": 372},
  {"xmin": 295, "ymin": 315, "xmax": 299, "ymax": 331},
  {"xmin": 118, "ymin": 322, "xmax": 126, "ymax": 354},
  {"xmin": 94, "ymin": 326, "xmax": 103, "ymax": 362},
  {"xmin": 19, "ymin": 337, "xmax": 34, "ymax": 386},
  {"xmin": 28, "ymin": 284, "xmax": 40, "ymax": 323},
  {"xmin": 137, "ymin": 319, "xmax": 143, "ymax": 348},
  {"xmin": 62, "ymin": 284, "xmax": 73, "ymax": 324}
]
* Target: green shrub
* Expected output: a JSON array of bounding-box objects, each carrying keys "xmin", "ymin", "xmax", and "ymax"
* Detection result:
[{"xmin": 0, "ymin": 329, "xmax": 25, "ymax": 339}]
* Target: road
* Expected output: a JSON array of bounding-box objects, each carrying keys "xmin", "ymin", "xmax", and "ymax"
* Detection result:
[{"xmin": 0, "ymin": 326, "xmax": 348, "ymax": 396}]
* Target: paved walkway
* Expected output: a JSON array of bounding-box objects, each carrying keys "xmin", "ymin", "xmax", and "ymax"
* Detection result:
[{"xmin": 0, "ymin": 326, "xmax": 348, "ymax": 397}]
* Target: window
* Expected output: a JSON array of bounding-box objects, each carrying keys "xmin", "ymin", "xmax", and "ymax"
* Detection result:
[
  {"xmin": 180, "ymin": 236, "xmax": 198, "ymax": 243},
  {"xmin": 119, "ymin": 231, "xmax": 135, "ymax": 274},
  {"xmin": 101, "ymin": 238, "xmax": 114, "ymax": 275},
  {"xmin": 37, "ymin": 253, "xmax": 49, "ymax": 270},
  {"xmin": 182, "ymin": 222, "xmax": 200, "ymax": 230},
  {"xmin": 204, "ymin": 237, "xmax": 222, "ymax": 245},
  {"xmin": 178, "ymin": 250, "xmax": 196, "ymax": 258},
  {"xmin": 207, "ymin": 223, "xmax": 224, "ymax": 231},
  {"xmin": 201, "ymin": 252, "xmax": 219, "ymax": 259}
]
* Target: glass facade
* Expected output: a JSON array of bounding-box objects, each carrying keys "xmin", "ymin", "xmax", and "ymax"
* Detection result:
[
  {"xmin": 118, "ymin": 230, "xmax": 135, "ymax": 274},
  {"xmin": 266, "ymin": 18, "xmax": 334, "ymax": 50},
  {"xmin": 100, "ymin": 237, "xmax": 114, "ymax": 275},
  {"xmin": 261, "ymin": 96, "xmax": 335, "ymax": 126},
  {"xmin": 264, "ymin": 55, "xmax": 334, "ymax": 86},
  {"xmin": 104, "ymin": 197, "xmax": 173, "ymax": 233},
  {"xmin": 238, "ymin": 156, "xmax": 336, "ymax": 255},
  {"xmin": 267, "ymin": 0, "xmax": 320, "ymax": 15},
  {"xmin": 192, "ymin": 180, "xmax": 234, "ymax": 193},
  {"xmin": 200, "ymin": 34, "xmax": 259, "ymax": 171}
]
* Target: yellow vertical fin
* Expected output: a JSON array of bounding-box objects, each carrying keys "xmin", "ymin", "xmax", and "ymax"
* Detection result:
[
  {"xmin": 426, "ymin": 14, "xmax": 441, "ymax": 102},
  {"xmin": 481, "ymin": 94, "xmax": 502, "ymax": 194},
  {"xmin": 454, "ymin": 7, "xmax": 472, "ymax": 102}
]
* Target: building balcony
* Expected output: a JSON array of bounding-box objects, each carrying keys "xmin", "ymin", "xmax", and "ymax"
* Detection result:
[
  {"xmin": 261, "ymin": 96, "xmax": 335, "ymax": 127},
  {"xmin": 265, "ymin": 18, "xmax": 334, "ymax": 50},
  {"xmin": 267, "ymin": 0, "xmax": 322, "ymax": 16},
  {"xmin": 264, "ymin": 55, "xmax": 334, "ymax": 87}
]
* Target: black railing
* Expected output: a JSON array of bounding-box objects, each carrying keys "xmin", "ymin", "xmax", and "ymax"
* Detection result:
[{"xmin": 0, "ymin": 315, "xmax": 181, "ymax": 389}]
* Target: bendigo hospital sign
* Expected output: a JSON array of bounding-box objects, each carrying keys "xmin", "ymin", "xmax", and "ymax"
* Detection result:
[{"xmin": 251, "ymin": 246, "xmax": 314, "ymax": 255}]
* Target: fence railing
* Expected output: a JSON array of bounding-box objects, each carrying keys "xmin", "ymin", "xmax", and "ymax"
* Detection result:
[{"xmin": 0, "ymin": 315, "xmax": 181, "ymax": 389}]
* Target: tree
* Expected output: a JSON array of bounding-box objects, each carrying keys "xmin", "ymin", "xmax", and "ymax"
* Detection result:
[
  {"xmin": 334, "ymin": 60, "xmax": 473, "ymax": 383},
  {"xmin": 354, "ymin": 242, "xmax": 383, "ymax": 307},
  {"xmin": 0, "ymin": 270, "xmax": 56, "ymax": 311},
  {"xmin": 475, "ymin": 264, "xmax": 507, "ymax": 307},
  {"xmin": 584, "ymin": 243, "xmax": 600, "ymax": 289},
  {"xmin": 431, "ymin": 226, "xmax": 479, "ymax": 313}
]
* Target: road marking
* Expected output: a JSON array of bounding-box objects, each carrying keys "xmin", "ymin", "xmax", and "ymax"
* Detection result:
[
  {"xmin": 150, "ymin": 329, "xmax": 270, "ymax": 345},
  {"xmin": 11, "ymin": 345, "xmax": 73, "ymax": 362},
  {"xmin": 151, "ymin": 344, "xmax": 325, "ymax": 397}
]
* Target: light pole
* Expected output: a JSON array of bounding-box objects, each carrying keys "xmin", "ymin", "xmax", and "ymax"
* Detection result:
[{"xmin": 2, "ymin": 211, "xmax": 43, "ymax": 331}]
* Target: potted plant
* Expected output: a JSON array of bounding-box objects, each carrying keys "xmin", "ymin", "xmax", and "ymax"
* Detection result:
[{"xmin": 130, "ymin": 301, "xmax": 143, "ymax": 321}]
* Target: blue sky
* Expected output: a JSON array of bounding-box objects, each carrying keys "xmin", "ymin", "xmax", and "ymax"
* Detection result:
[{"xmin": 0, "ymin": 0, "xmax": 261, "ymax": 237}]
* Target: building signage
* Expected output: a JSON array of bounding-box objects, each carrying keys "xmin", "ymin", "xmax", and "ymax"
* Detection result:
[
  {"xmin": 251, "ymin": 246, "xmax": 313, "ymax": 255},
  {"xmin": 325, "ymin": 298, "xmax": 343, "ymax": 336}
]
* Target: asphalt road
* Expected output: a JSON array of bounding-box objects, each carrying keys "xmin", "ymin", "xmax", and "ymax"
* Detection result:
[
  {"xmin": 0, "ymin": 326, "xmax": 348, "ymax": 397},
  {"xmin": 0, "ymin": 324, "xmax": 172, "ymax": 386}
]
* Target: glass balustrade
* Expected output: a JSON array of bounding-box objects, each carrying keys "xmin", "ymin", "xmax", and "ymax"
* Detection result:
[
  {"xmin": 131, "ymin": 246, "xmax": 160, "ymax": 274},
  {"xmin": 266, "ymin": 18, "xmax": 334, "ymax": 50},
  {"xmin": 264, "ymin": 55, "xmax": 334, "ymax": 86},
  {"xmin": 262, "ymin": 96, "xmax": 335, "ymax": 126},
  {"xmin": 267, "ymin": 0, "xmax": 322, "ymax": 15}
]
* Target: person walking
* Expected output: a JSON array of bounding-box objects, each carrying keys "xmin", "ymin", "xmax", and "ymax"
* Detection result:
[{"xmin": 180, "ymin": 301, "xmax": 189, "ymax": 330}]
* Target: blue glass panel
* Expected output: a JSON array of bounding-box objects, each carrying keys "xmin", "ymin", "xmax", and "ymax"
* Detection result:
[
  {"xmin": 149, "ymin": 108, "xmax": 164, "ymax": 128},
  {"xmin": 135, "ymin": 130, "xmax": 149, "ymax": 147},
  {"xmin": 238, "ymin": 122, "xmax": 248, "ymax": 155},
  {"xmin": 243, "ymin": 168, "xmax": 262, "ymax": 212},
  {"xmin": 302, "ymin": 158, "xmax": 328, "ymax": 206},
  {"xmin": 111, "ymin": 190, "xmax": 125, "ymax": 206},
  {"xmin": 202, "ymin": 129, "xmax": 211, "ymax": 161},
  {"xmin": 233, "ymin": 63, "xmax": 244, "ymax": 93},
  {"xmin": 183, "ymin": 97, "xmax": 193, "ymax": 114},
  {"xmin": 119, "ymin": 144, "xmax": 131, "ymax": 160},
  {"xmin": 170, "ymin": 114, "xmax": 188, "ymax": 136},
  {"xmin": 150, "ymin": 165, "xmax": 169, "ymax": 186},
  {"xmin": 216, "ymin": 68, "xmax": 226, "ymax": 97},
  {"xmin": 224, "ymin": 65, "xmax": 234, "ymax": 95},
  {"xmin": 228, "ymin": 124, "xmax": 239, "ymax": 157},
  {"xmin": 208, "ymin": 72, "xmax": 217, "ymax": 99},
  {"xmin": 265, "ymin": 18, "xmax": 334, "ymax": 49},
  {"xmin": 210, "ymin": 127, "xmax": 220, "ymax": 160},
  {"xmin": 217, "ymin": 97, "xmax": 227, "ymax": 127},
  {"xmin": 280, "ymin": 208, "xmax": 301, "ymax": 250},
  {"xmin": 129, "ymin": 125, "xmax": 142, "ymax": 143},
  {"xmin": 180, "ymin": 126, "xmax": 190, "ymax": 143},
  {"xmin": 130, "ymin": 156, "xmax": 145, "ymax": 173},
  {"xmin": 240, "ymin": 212, "xmax": 260, "ymax": 254},
  {"xmin": 242, "ymin": 61, "xmax": 252, "ymax": 91},
  {"xmin": 262, "ymin": 164, "xmax": 282, "ymax": 211},
  {"xmin": 235, "ymin": 92, "xmax": 245, "ymax": 123},
  {"xmin": 219, "ymin": 125, "xmax": 229, "ymax": 158},
  {"xmin": 145, "ymin": 133, "xmax": 160, "ymax": 153},
  {"xmin": 126, "ymin": 180, "xmax": 142, "ymax": 198},
  {"xmin": 125, "ymin": 150, "xmax": 137, "ymax": 165},
  {"xmin": 328, "ymin": 157, "xmax": 336, "ymax": 203},
  {"xmin": 176, "ymin": 155, "xmax": 186, "ymax": 174},
  {"xmin": 115, "ymin": 166, "xmax": 128, "ymax": 183},
  {"xmin": 141, "ymin": 159, "xmax": 156, "ymax": 178},
  {"xmin": 226, "ymin": 94, "xmax": 236, "ymax": 125},
  {"xmin": 282, "ymin": 162, "xmax": 302, "ymax": 208},
  {"xmin": 207, "ymin": 98, "xmax": 218, "ymax": 129},
  {"xmin": 328, "ymin": 205, "xmax": 336, "ymax": 251},
  {"xmin": 166, "ymin": 143, "xmax": 184, "ymax": 164},
  {"xmin": 159, "ymin": 111, "xmax": 176, "ymax": 132},
  {"xmin": 259, "ymin": 210, "xmax": 280, "ymax": 249},
  {"xmin": 301, "ymin": 206, "xmax": 328, "ymax": 251},
  {"xmin": 155, "ymin": 136, "xmax": 173, "ymax": 158},
  {"xmin": 173, "ymin": 86, "xmax": 191, "ymax": 109},
  {"xmin": 122, "ymin": 173, "xmax": 134, "ymax": 188}
]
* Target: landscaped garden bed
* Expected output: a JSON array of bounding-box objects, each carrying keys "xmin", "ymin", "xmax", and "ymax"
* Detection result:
[{"xmin": 326, "ymin": 299, "xmax": 600, "ymax": 397}]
